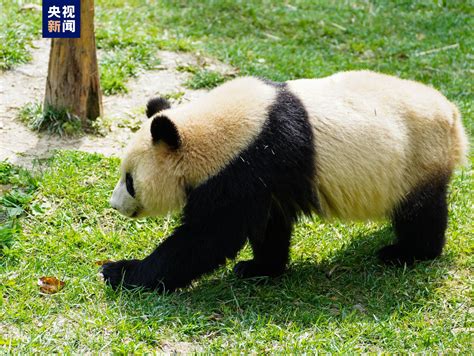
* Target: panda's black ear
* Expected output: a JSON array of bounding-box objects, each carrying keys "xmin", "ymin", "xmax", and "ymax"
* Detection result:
[
  {"xmin": 151, "ymin": 115, "xmax": 181, "ymax": 149},
  {"xmin": 146, "ymin": 97, "xmax": 171, "ymax": 118}
]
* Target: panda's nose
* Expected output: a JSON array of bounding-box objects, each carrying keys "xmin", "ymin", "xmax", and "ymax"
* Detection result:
[
  {"xmin": 110, "ymin": 181, "xmax": 122, "ymax": 210},
  {"xmin": 109, "ymin": 197, "xmax": 118, "ymax": 210}
]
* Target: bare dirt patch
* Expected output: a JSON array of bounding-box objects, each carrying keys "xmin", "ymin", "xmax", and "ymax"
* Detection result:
[{"xmin": 0, "ymin": 39, "xmax": 234, "ymax": 166}]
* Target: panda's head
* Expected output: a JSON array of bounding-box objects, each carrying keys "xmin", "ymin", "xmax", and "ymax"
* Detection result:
[{"xmin": 109, "ymin": 97, "xmax": 187, "ymax": 218}]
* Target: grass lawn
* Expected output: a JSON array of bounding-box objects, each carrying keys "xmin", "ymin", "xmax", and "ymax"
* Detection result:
[
  {"xmin": 1, "ymin": 1, "xmax": 473, "ymax": 114},
  {"xmin": 1, "ymin": 0, "xmax": 473, "ymax": 353},
  {"xmin": 1, "ymin": 152, "xmax": 472, "ymax": 353}
]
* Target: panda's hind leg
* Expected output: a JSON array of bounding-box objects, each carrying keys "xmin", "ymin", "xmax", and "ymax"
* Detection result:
[
  {"xmin": 234, "ymin": 203, "xmax": 294, "ymax": 278},
  {"xmin": 378, "ymin": 175, "xmax": 450, "ymax": 265}
]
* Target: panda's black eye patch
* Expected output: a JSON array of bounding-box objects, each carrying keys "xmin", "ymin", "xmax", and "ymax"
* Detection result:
[{"xmin": 125, "ymin": 173, "xmax": 135, "ymax": 198}]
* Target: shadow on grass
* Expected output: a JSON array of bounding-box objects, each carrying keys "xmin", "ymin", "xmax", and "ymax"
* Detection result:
[{"xmin": 104, "ymin": 225, "xmax": 453, "ymax": 331}]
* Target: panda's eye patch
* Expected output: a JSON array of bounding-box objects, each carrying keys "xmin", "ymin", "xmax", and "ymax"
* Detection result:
[{"xmin": 125, "ymin": 173, "xmax": 135, "ymax": 198}]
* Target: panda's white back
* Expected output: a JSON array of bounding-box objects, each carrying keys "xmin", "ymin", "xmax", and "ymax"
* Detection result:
[{"xmin": 288, "ymin": 70, "xmax": 467, "ymax": 220}]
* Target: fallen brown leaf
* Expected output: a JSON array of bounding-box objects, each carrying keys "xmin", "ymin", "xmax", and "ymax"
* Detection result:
[{"xmin": 38, "ymin": 276, "xmax": 65, "ymax": 294}]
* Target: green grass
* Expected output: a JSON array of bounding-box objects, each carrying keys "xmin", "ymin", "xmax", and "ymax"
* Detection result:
[
  {"xmin": 185, "ymin": 70, "xmax": 228, "ymax": 90},
  {"xmin": 0, "ymin": 151, "xmax": 472, "ymax": 353},
  {"xmin": 157, "ymin": 0, "xmax": 473, "ymax": 122},
  {"xmin": 99, "ymin": 44, "xmax": 161, "ymax": 95},
  {"xmin": 1, "ymin": 0, "xmax": 473, "ymax": 352},
  {"xmin": 18, "ymin": 102, "xmax": 83, "ymax": 137},
  {"xmin": 177, "ymin": 65, "xmax": 231, "ymax": 90},
  {"xmin": 2, "ymin": 1, "xmax": 473, "ymax": 121},
  {"xmin": 0, "ymin": 1, "xmax": 42, "ymax": 70},
  {"xmin": 0, "ymin": 161, "xmax": 38, "ymax": 264}
]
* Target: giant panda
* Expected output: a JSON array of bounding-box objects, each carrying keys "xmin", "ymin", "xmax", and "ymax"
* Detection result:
[{"xmin": 103, "ymin": 70, "xmax": 468, "ymax": 291}]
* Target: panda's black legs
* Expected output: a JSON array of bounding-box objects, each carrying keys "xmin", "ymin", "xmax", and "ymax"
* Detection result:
[
  {"xmin": 379, "ymin": 177, "xmax": 450, "ymax": 265},
  {"xmin": 234, "ymin": 204, "xmax": 294, "ymax": 278},
  {"xmin": 102, "ymin": 222, "xmax": 248, "ymax": 292}
]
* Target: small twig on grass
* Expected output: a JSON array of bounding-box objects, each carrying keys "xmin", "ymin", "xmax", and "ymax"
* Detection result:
[{"xmin": 414, "ymin": 43, "xmax": 459, "ymax": 57}]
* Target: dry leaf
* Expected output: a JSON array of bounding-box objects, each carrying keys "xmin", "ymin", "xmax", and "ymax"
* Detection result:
[
  {"xmin": 38, "ymin": 276, "xmax": 65, "ymax": 294},
  {"xmin": 95, "ymin": 259, "xmax": 112, "ymax": 266}
]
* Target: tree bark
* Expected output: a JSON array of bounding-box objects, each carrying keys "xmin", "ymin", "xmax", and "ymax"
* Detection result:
[{"xmin": 44, "ymin": 0, "xmax": 102, "ymax": 125}]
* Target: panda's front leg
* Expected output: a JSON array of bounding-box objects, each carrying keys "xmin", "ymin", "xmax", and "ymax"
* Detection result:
[
  {"xmin": 234, "ymin": 203, "xmax": 295, "ymax": 279},
  {"xmin": 101, "ymin": 259, "xmax": 149, "ymax": 290},
  {"xmin": 101, "ymin": 223, "xmax": 247, "ymax": 292}
]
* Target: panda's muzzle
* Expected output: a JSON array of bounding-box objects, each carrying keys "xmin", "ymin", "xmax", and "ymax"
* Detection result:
[
  {"xmin": 110, "ymin": 178, "xmax": 141, "ymax": 218},
  {"xmin": 109, "ymin": 201, "xmax": 140, "ymax": 218}
]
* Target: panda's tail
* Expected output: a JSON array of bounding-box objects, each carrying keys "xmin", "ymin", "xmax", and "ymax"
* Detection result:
[{"xmin": 450, "ymin": 104, "xmax": 469, "ymax": 167}]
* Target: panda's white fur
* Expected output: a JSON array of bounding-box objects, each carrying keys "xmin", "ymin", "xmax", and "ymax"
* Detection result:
[
  {"xmin": 288, "ymin": 71, "xmax": 467, "ymax": 219},
  {"xmin": 111, "ymin": 77, "xmax": 276, "ymax": 217},
  {"xmin": 113, "ymin": 71, "xmax": 467, "ymax": 220},
  {"xmin": 104, "ymin": 71, "xmax": 468, "ymax": 291}
]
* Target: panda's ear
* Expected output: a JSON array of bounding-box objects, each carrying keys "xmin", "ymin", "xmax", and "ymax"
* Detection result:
[
  {"xmin": 146, "ymin": 97, "xmax": 171, "ymax": 118},
  {"xmin": 150, "ymin": 115, "xmax": 181, "ymax": 149}
]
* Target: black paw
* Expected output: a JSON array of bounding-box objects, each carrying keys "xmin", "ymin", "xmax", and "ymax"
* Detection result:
[
  {"xmin": 377, "ymin": 244, "xmax": 415, "ymax": 266},
  {"xmin": 233, "ymin": 260, "xmax": 285, "ymax": 279},
  {"xmin": 101, "ymin": 259, "xmax": 143, "ymax": 290}
]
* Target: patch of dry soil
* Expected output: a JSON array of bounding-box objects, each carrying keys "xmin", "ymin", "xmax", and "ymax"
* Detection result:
[{"xmin": 0, "ymin": 39, "xmax": 234, "ymax": 166}]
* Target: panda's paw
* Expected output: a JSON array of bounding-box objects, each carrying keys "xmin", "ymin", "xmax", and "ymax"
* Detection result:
[
  {"xmin": 101, "ymin": 259, "xmax": 142, "ymax": 290},
  {"xmin": 233, "ymin": 260, "xmax": 285, "ymax": 279},
  {"xmin": 377, "ymin": 244, "xmax": 415, "ymax": 266}
]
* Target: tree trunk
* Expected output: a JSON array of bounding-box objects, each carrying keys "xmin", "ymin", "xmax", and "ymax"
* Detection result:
[{"xmin": 44, "ymin": 0, "xmax": 102, "ymax": 125}]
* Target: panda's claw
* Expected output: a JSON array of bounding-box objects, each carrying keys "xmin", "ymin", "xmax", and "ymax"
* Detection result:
[
  {"xmin": 377, "ymin": 244, "xmax": 415, "ymax": 266},
  {"xmin": 101, "ymin": 259, "xmax": 141, "ymax": 290}
]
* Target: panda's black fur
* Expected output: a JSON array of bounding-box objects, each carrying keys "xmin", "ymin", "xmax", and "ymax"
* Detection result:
[
  {"xmin": 146, "ymin": 97, "xmax": 171, "ymax": 118},
  {"xmin": 102, "ymin": 77, "xmax": 461, "ymax": 292},
  {"xmin": 102, "ymin": 83, "xmax": 320, "ymax": 291},
  {"xmin": 379, "ymin": 174, "xmax": 450, "ymax": 264}
]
